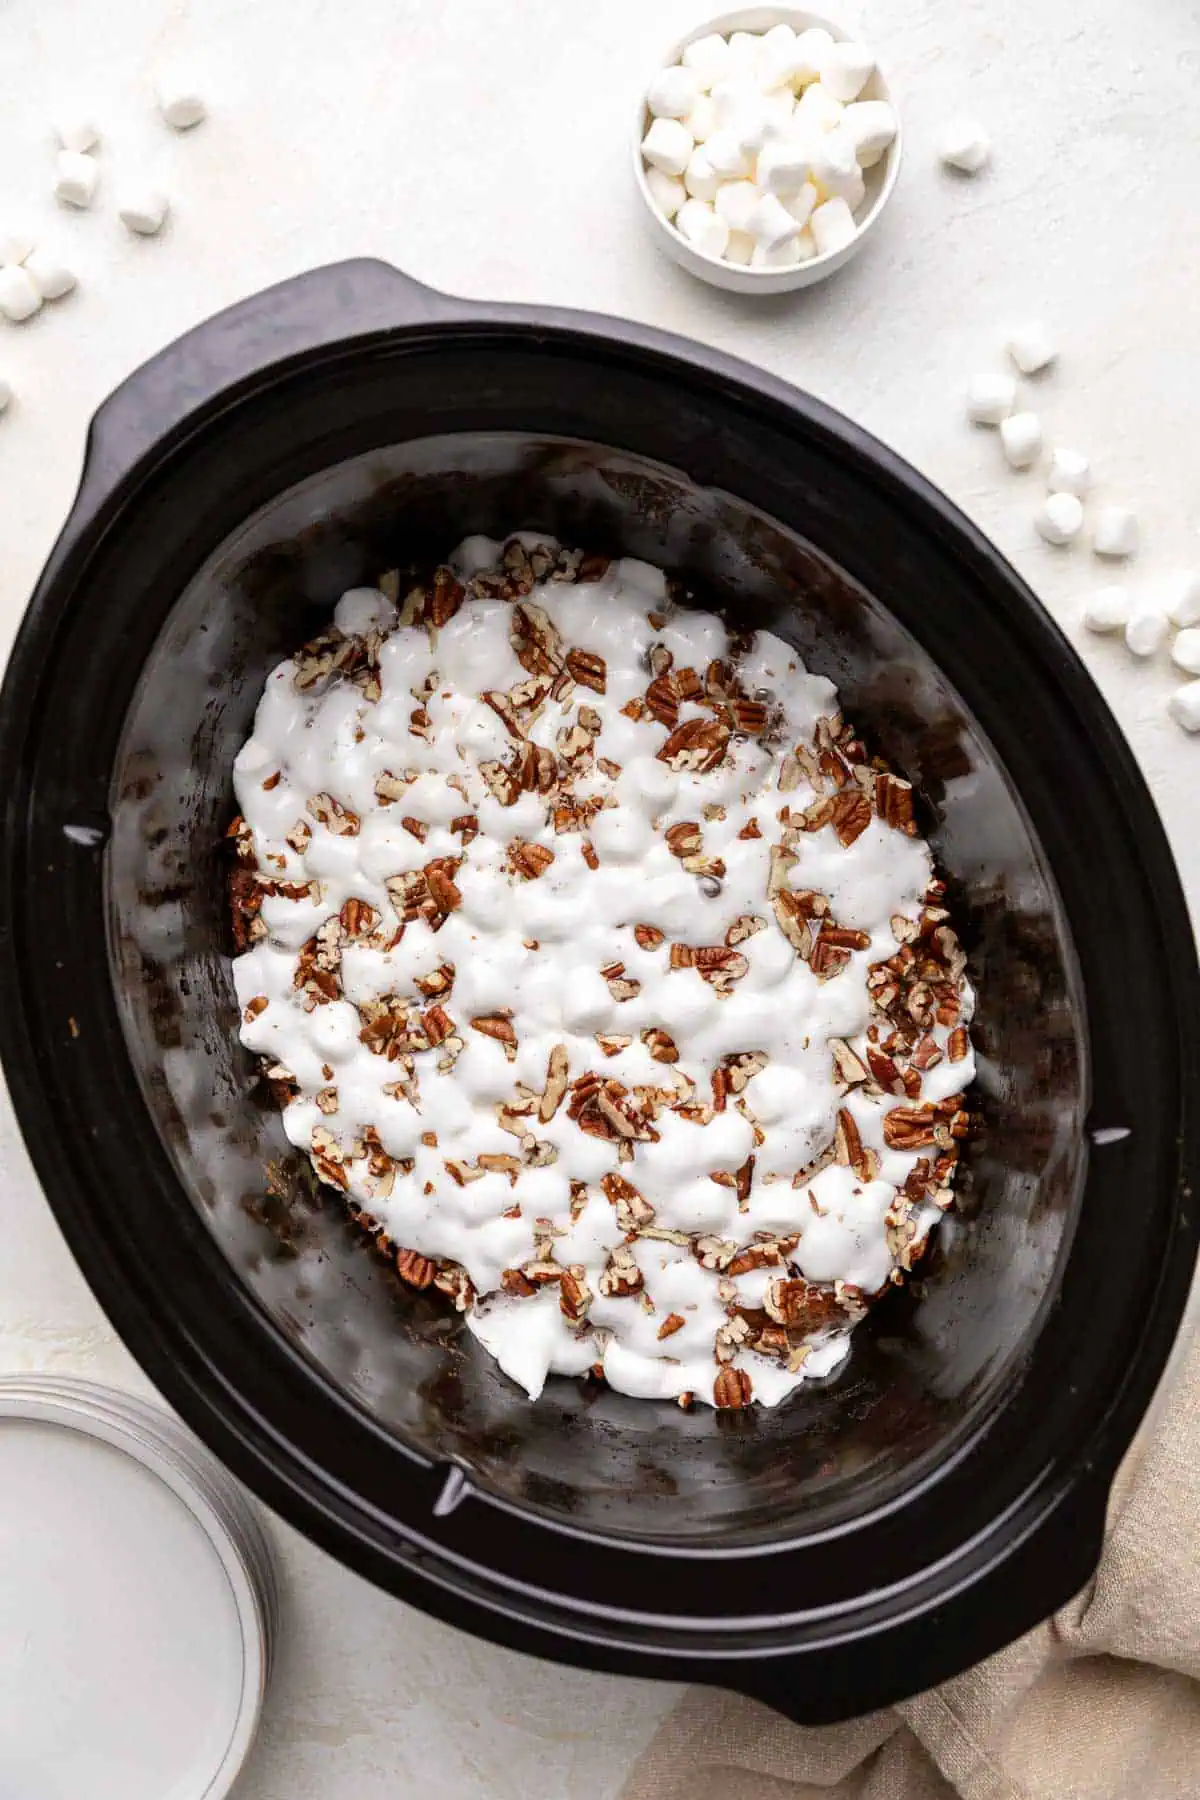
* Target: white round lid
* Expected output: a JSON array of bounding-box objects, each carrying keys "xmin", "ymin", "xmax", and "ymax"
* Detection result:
[{"xmin": 0, "ymin": 1379, "xmax": 271, "ymax": 1800}]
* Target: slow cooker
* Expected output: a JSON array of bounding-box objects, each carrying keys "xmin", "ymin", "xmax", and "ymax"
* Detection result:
[{"xmin": 2, "ymin": 259, "xmax": 1196, "ymax": 1723}]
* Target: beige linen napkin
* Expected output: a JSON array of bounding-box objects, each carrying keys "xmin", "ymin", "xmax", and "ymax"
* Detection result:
[{"xmin": 624, "ymin": 1325, "xmax": 1200, "ymax": 1800}]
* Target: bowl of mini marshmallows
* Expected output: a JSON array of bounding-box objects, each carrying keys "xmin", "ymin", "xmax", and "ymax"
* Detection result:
[{"xmin": 634, "ymin": 7, "xmax": 901, "ymax": 293}]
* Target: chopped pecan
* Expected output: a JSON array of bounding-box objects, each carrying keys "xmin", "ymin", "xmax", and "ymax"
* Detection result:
[
  {"xmin": 374, "ymin": 771, "xmax": 410, "ymax": 806},
  {"xmin": 598, "ymin": 1242, "xmax": 644, "ymax": 1297},
  {"xmin": 634, "ymin": 922, "xmax": 665, "ymax": 951},
  {"xmin": 831, "ymin": 1039, "xmax": 868, "ymax": 1086},
  {"xmin": 395, "ymin": 1248, "xmax": 437, "ymax": 1289},
  {"xmin": 738, "ymin": 817, "xmax": 762, "ymax": 840},
  {"xmin": 470, "ymin": 1013, "xmax": 518, "ymax": 1059},
  {"xmin": 600, "ymin": 1171, "xmax": 655, "ymax": 1230},
  {"xmin": 243, "ymin": 994, "xmax": 268, "ymax": 1022},
  {"xmin": 539, "ymin": 1043, "xmax": 570, "ymax": 1121},
  {"xmin": 559, "ymin": 1267, "xmax": 593, "ymax": 1322},
  {"xmin": 835, "ymin": 1107, "xmax": 876, "ymax": 1181},
  {"xmin": 565, "ymin": 648, "xmax": 607, "ymax": 692},
  {"xmin": 876, "ymin": 772, "xmax": 918, "ymax": 835},
  {"xmin": 307, "ymin": 792, "xmax": 361, "ymax": 835},
  {"xmin": 882, "ymin": 1104, "xmax": 939, "ymax": 1150},
  {"xmin": 656, "ymin": 717, "xmax": 730, "ymax": 773},
  {"xmin": 339, "ymin": 897, "xmax": 379, "ymax": 939},
  {"xmin": 424, "ymin": 858, "xmax": 463, "ymax": 917},
  {"xmin": 502, "ymin": 1268, "xmax": 537, "ymax": 1297},
  {"xmin": 428, "ymin": 566, "xmax": 465, "ymax": 627},
  {"xmin": 713, "ymin": 1367, "xmax": 753, "ymax": 1409},
  {"xmin": 947, "ymin": 1025, "xmax": 970, "ymax": 1063},
  {"xmin": 641, "ymin": 1027, "xmax": 680, "ymax": 1064},
  {"xmin": 765, "ymin": 1277, "xmax": 846, "ymax": 1333},
  {"xmin": 508, "ymin": 839, "xmax": 555, "ymax": 880},
  {"xmin": 665, "ymin": 820, "xmax": 703, "ymax": 859},
  {"xmin": 725, "ymin": 914, "xmax": 766, "ymax": 948}
]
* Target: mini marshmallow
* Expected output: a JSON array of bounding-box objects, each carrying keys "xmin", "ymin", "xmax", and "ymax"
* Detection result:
[
  {"xmin": 1125, "ymin": 609, "xmax": 1168, "ymax": 659},
  {"xmin": 647, "ymin": 65, "xmax": 699, "ymax": 120},
  {"xmin": 784, "ymin": 182, "xmax": 819, "ymax": 228},
  {"xmin": 808, "ymin": 126, "xmax": 861, "ymax": 201},
  {"xmin": 724, "ymin": 230, "xmax": 755, "ymax": 266},
  {"xmin": 1035, "ymin": 493, "xmax": 1084, "ymax": 546},
  {"xmin": 645, "ymin": 167, "xmax": 686, "ymax": 219},
  {"xmin": 641, "ymin": 117, "xmax": 693, "ymax": 178},
  {"xmin": 675, "ymin": 198, "xmax": 730, "ymax": 260},
  {"xmin": 710, "ymin": 78, "xmax": 754, "ymax": 132},
  {"xmin": 156, "ymin": 74, "xmax": 207, "ymax": 130},
  {"xmin": 746, "ymin": 191, "xmax": 801, "ymax": 252},
  {"xmin": 0, "ymin": 265, "xmax": 42, "ymax": 323},
  {"xmin": 762, "ymin": 89, "xmax": 795, "ymax": 138},
  {"xmin": 939, "ymin": 118, "xmax": 991, "ymax": 174},
  {"xmin": 1093, "ymin": 507, "xmax": 1140, "ymax": 560},
  {"xmin": 705, "ymin": 128, "xmax": 753, "ymax": 180},
  {"xmin": 730, "ymin": 91, "xmax": 772, "ymax": 155},
  {"xmin": 52, "ymin": 110, "xmax": 99, "ymax": 154},
  {"xmin": 795, "ymin": 228, "xmax": 818, "ymax": 262},
  {"xmin": 1006, "ymin": 323, "xmax": 1057, "ymax": 376},
  {"xmin": 757, "ymin": 137, "xmax": 813, "ymax": 196},
  {"xmin": 795, "ymin": 82, "xmax": 844, "ymax": 134},
  {"xmin": 118, "ymin": 187, "xmax": 171, "ymax": 236},
  {"xmin": 756, "ymin": 23, "xmax": 801, "ymax": 91},
  {"xmin": 752, "ymin": 237, "xmax": 802, "ymax": 269},
  {"xmin": 725, "ymin": 32, "xmax": 761, "ymax": 75},
  {"xmin": 1000, "ymin": 412, "xmax": 1043, "ymax": 469},
  {"xmin": 1169, "ymin": 682, "xmax": 1200, "ymax": 733},
  {"xmin": 54, "ymin": 150, "xmax": 99, "ymax": 209},
  {"xmin": 682, "ymin": 32, "xmax": 732, "ymax": 88},
  {"xmin": 0, "ymin": 375, "xmax": 12, "ymax": 413},
  {"xmin": 685, "ymin": 93, "xmax": 717, "ymax": 142},
  {"xmin": 1165, "ymin": 573, "xmax": 1200, "ymax": 629},
  {"xmin": 966, "ymin": 373, "xmax": 1017, "ymax": 426},
  {"xmin": 0, "ymin": 230, "xmax": 35, "ymax": 267},
  {"xmin": 819, "ymin": 41, "xmax": 876, "ymax": 104},
  {"xmin": 1047, "ymin": 447, "xmax": 1090, "ymax": 496},
  {"xmin": 810, "ymin": 196, "xmax": 857, "ymax": 258},
  {"xmin": 1171, "ymin": 629, "xmax": 1200, "ymax": 676},
  {"xmin": 1082, "ymin": 587, "xmax": 1131, "ymax": 633},
  {"xmin": 842, "ymin": 100, "xmax": 898, "ymax": 168},
  {"xmin": 793, "ymin": 28, "xmax": 836, "ymax": 86},
  {"xmin": 24, "ymin": 248, "xmax": 76, "ymax": 300},
  {"xmin": 683, "ymin": 148, "xmax": 720, "ymax": 204},
  {"xmin": 714, "ymin": 179, "xmax": 762, "ymax": 233}
]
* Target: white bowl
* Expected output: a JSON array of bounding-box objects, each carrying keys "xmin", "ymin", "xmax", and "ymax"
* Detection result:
[{"xmin": 633, "ymin": 6, "xmax": 902, "ymax": 295}]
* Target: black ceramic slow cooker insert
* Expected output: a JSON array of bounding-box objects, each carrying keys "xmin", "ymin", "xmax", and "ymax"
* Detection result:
[{"xmin": 2, "ymin": 261, "xmax": 1196, "ymax": 1723}]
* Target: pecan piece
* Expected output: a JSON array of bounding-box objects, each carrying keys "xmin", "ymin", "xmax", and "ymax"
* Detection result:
[
  {"xmin": 835, "ymin": 1107, "xmax": 876, "ymax": 1181},
  {"xmin": 598, "ymin": 1242, "xmax": 644, "ymax": 1298},
  {"xmin": 539, "ymin": 1042, "xmax": 570, "ymax": 1121},
  {"xmin": 829, "ymin": 789, "xmax": 872, "ymax": 847},
  {"xmin": 307, "ymin": 792, "xmax": 361, "ymax": 835},
  {"xmin": 502, "ymin": 1268, "xmax": 537, "ymax": 1297},
  {"xmin": 395, "ymin": 1248, "xmax": 437, "ymax": 1289},
  {"xmin": 428, "ymin": 566, "xmax": 465, "ymax": 627},
  {"xmin": 665, "ymin": 820, "xmax": 703, "ymax": 859},
  {"xmin": 641, "ymin": 1027, "xmax": 680, "ymax": 1064},
  {"xmin": 947, "ymin": 1025, "xmax": 970, "ymax": 1063},
  {"xmin": 657, "ymin": 1313, "xmax": 686, "ymax": 1341},
  {"xmin": 339, "ymin": 897, "xmax": 379, "ymax": 939},
  {"xmin": 882, "ymin": 1104, "xmax": 939, "ymax": 1150},
  {"xmin": 765, "ymin": 1277, "xmax": 845, "ymax": 1333},
  {"xmin": 559, "ymin": 1266, "xmax": 592, "ymax": 1322},
  {"xmin": 470, "ymin": 1013, "xmax": 518, "ymax": 1060},
  {"xmin": 656, "ymin": 717, "xmax": 730, "ymax": 773},
  {"xmin": 634, "ymin": 922, "xmax": 665, "ymax": 951},
  {"xmin": 876, "ymin": 772, "xmax": 918, "ymax": 835},
  {"xmin": 507, "ymin": 839, "xmax": 555, "ymax": 880},
  {"xmin": 565, "ymin": 648, "xmax": 607, "ymax": 692},
  {"xmin": 713, "ymin": 1367, "xmax": 752, "ymax": 1410}
]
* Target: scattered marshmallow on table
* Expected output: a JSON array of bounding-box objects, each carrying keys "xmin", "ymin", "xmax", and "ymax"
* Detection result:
[
  {"xmin": 24, "ymin": 248, "xmax": 76, "ymax": 300},
  {"xmin": 54, "ymin": 150, "xmax": 99, "ymax": 209},
  {"xmin": 1125, "ymin": 608, "xmax": 1169, "ymax": 659},
  {"xmin": 0, "ymin": 230, "xmax": 35, "ymax": 268},
  {"xmin": 1047, "ymin": 447, "xmax": 1090, "ymax": 496},
  {"xmin": 1035, "ymin": 493, "xmax": 1084, "ymax": 546},
  {"xmin": 52, "ymin": 111, "xmax": 99, "ymax": 154},
  {"xmin": 1093, "ymin": 506, "xmax": 1140, "ymax": 560},
  {"xmin": 1165, "ymin": 573, "xmax": 1200, "ymax": 629},
  {"xmin": 641, "ymin": 21, "xmax": 892, "ymax": 275},
  {"xmin": 118, "ymin": 187, "xmax": 171, "ymax": 236},
  {"xmin": 1000, "ymin": 411, "xmax": 1043, "ymax": 469},
  {"xmin": 1006, "ymin": 323, "xmax": 1057, "ymax": 376},
  {"xmin": 966, "ymin": 372, "xmax": 1017, "ymax": 426},
  {"xmin": 1082, "ymin": 587, "xmax": 1131, "ymax": 633},
  {"xmin": 0, "ymin": 265, "xmax": 42, "ymax": 323},
  {"xmin": 939, "ymin": 118, "xmax": 991, "ymax": 173},
  {"xmin": 642, "ymin": 117, "xmax": 693, "ymax": 177},
  {"xmin": 1171, "ymin": 630, "xmax": 1200, "ymax": 676},
  {"xmin": 1169, "ymin": 683, "xmax": 1200, "ymax": 733},
  {"xmin": 156, "ymin": 74, "xmax": 207, "ymax": 130}
]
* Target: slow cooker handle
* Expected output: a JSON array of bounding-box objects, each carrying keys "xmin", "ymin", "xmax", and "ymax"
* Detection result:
[{"xmin": 71, "ymin": 259, "xmax": 458, "ymax": 528}]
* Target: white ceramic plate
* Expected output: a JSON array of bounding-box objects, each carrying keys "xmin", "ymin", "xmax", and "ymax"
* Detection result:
[{"xmin": 0, "ymin": 1377, "xmax": 274, "ymax": 1800}]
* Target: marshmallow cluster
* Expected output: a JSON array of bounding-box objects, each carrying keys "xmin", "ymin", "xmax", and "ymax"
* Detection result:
[
  {"xmin": 1083, "ymin": 571, "xmax": 1200, "ymax": 726},
  {"xmin": 0, "ymin": 231, "xmax": 77, "ymax": 327},
  {"xmin": 641, "ymin": 24, "xmax": 896, "ymax": 271}
]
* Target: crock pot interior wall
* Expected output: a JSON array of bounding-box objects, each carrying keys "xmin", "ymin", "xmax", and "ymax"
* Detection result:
[{"xmin": 109, "ymin": 430, "xmax": 1084, "ymax": 1544}]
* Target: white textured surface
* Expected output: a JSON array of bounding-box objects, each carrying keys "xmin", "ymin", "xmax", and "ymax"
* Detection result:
[{"xmin": 1, "ymin": 0, "xmax": 1198, "ymax": 1794}]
